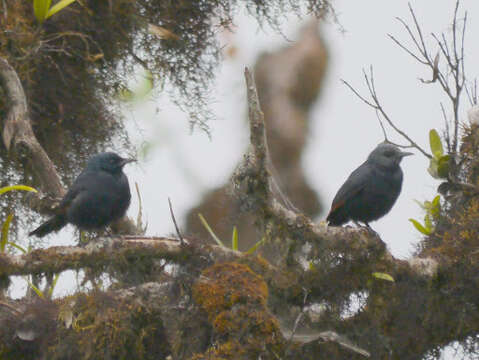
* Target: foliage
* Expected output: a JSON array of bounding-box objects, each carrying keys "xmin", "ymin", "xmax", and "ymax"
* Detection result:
[
  {"xmin": 33, "ymin": 0, "xmax": 77, "ymax": 23},
  {"xmin": 198, "ymin": 213, "xmax": 264, "ymax": 252},
  {"xmin": 410, "ymin": 195, "xmax": 441, "ymax": 235},
  {"xmin": 0, "ymin": 185, "xmax": 37, "ymax": 253},
  {"xmin": 427, "ymin": 129, "xmax": 450, "ymax": 179}
]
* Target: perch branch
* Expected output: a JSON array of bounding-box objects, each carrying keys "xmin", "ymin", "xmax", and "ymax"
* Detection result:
[{"xmin": 0, "ymin": 236, "xmax": 240, "ymax": 277}]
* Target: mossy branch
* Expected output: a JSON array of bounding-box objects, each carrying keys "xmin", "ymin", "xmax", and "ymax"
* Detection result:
[
  {"xmin": 0, "ymin": 237, "xmax": 239, "ymax": 277},
  {"xmin": 0, "ymin": 56, "xmax": 65, "ymax": 198}
]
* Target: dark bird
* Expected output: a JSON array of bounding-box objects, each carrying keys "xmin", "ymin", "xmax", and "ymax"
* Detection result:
[
  {"xmin": 29, "ymin": 152, "xmax": 135, "ymax": 237},
  {"xmin": 327, "ymin": 143, "xmax": 413, "ymax": 228}
]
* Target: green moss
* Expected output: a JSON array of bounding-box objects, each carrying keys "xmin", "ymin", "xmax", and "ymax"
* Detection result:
[{"xmin": 47, "ymin": 292, "xmax": 170, "ymax": 359}]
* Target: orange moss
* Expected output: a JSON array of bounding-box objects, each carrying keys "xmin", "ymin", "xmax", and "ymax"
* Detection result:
[
  {"xmin": 192, "ymin": 262, "xmax": 285, "ymax": 359},
  {"xmin": 190, "ymin": 340, "xmax": 245, "ymax": 360},
  {"xmin": 213, "ymin": 307, "xmax": 280, "ymax": 341},
  {"xmin": 192, "ymin": 262, "xmax": 268, "ymax": 320}
]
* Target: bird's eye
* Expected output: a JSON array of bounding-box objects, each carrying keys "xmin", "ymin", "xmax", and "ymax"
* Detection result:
[{"xmin": 384, "ymin": 151, "xmax": 394, "ymax": 157}]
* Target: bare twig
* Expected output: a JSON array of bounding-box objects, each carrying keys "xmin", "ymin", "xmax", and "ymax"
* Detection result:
[
  {"xmin": 135, "ymin": 182, "xmax": 147, "ymax": 234},
  {"xmin": 390, "ymin": 1, "xmax": 468, "ymax": 156},
  {"xmin": 440, "ymin": 102, "xmax": 452, "ymax": 153},
  {"xmin": 465, "ymin": 79, "xmax": 477, "ymax": 106},
  {"xmin": 168, "ymin": 197, "xmax": 184, "ymax": 245},
  {"xmin": 342, "ymin": 67, "xmax": 432, "ymax": 158}
]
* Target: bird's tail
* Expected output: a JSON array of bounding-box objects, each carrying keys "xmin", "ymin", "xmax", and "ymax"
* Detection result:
[{"xmin": 29, "ymin": 215, "xmax": 67, "ymax": 238}]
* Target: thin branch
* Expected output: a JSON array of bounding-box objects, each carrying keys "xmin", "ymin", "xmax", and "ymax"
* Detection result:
[
  {"xmin": 387, "ymin": 33, "xmax": 427, "ymax": 65},
  {"xmin": 408, "ymin": 3, "xmax": 429, "ymax": 59},
  {"xmin": 168, "ymin": 197, "xmax": 184, "ymax": 245},
  {"xmin": 342, "ymin": 67, "xmax": 432, "ymax": 158},
  {"xmin": 340, "ymin": 79, "xmax": 377, "ymax": 109},
  {"xmin": 440, "ymin": 102, "xmax": 451, "ymax": 153},
  {"xmin": 387, "ymin": 1, "xmax": 469, "ymax": 157},
  {"xmin": 376, "ymin": 111, "xmax": 388, "ymax": 142},
  {"xmin": 394, "ymin": 16, "xmax": 429, "ymax": 62}
]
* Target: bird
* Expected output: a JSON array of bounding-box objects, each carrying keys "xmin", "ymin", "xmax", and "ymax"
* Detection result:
[
  {"xmin": 327, "ymin": 142, "xmax": 413, "ymax": 228},
  {"xmin": 29, "ymin": 152, "xmax": 135, "ymax": 237}
]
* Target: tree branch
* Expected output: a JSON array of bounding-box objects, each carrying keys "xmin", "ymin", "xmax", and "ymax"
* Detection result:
[
  {"xmin": 0, "ymin": 236, "xmax": 239, "ymax": 277},
  {"xmin": 341, "ymin": 69, "xmax": 432, "ymax": 158},
  {"xmin": 0, "ymin": 57, "xmax": 65, "ymax": 198}
]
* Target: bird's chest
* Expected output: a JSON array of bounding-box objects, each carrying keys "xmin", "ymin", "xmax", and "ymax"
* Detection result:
[
  {"xmin": 92, "ymin": 175, "xmax": 131, "ymax": 210},
  {"xmin": 364, "ymin": 169, "xmax": 403, "ymax": 202}
]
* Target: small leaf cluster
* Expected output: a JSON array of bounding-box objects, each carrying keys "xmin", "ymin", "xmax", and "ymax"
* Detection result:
[
  {"xmin": 198, "ymin": 213, "xmax": 264, "ymax": 254},
  {"xmin": 428, "ymin": 129, "xmax": 450, "ymax": 179},
  {"xmin": 409, "ymin": 195, "xmax": 441, "ymax": 235}
]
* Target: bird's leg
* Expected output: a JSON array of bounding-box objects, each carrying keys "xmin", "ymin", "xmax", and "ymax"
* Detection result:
[
  {"xmin": 353, "ymin": 221, "xmax": 378, "ymax": 235},
  {"xmin": 104, "ymin": 227, "xmax": 114, "ymax": 237},
  {"xmin": 364, "ymin": 222, "xmax": 379, "ymax": 236}
]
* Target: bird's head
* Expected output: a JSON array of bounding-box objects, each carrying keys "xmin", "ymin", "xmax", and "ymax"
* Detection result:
[
  {"xmin": 87, "ymin": 152, "xmax": 136, "ymax": 174},
  {"xmin": 368, "ymin": 143, "xmax": 413, "ymax": 169}
]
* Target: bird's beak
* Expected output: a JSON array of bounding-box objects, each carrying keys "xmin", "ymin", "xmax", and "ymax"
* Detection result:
[
  {"xmin": 120, "ymin": 157, "xmax": 136, "ymax": 167},
  {"xmin": 400, "ymin": 151, "xmax": 414, "ymax": 158}
]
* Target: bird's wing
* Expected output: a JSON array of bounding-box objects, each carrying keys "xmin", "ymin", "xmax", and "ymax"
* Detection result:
[
  {"xmin": 57, "ymin": 171, "xmax": 91, "ymax": 210},
  {"xmin": 328, "ymin": 162, "xmax": 371, "ymax": 214}
]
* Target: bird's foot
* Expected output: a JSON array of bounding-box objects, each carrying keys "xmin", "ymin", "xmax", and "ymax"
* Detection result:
[{"xmin": 353, "ymin": 221, "xmax": 378, "ymax": 235}]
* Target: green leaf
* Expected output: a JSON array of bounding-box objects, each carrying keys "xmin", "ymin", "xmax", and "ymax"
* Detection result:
[
  {"xmin": 0, "ymin": 185, "xmax": 38, "ymax": 196},
  {"xmin": 7, "ymin": 241, "xmax": 28, "ymax": 254},
  {"xmin": 118, "ymin": 69, "xmax": 154, "ymax": 102},
  {"xmin": 27, "ymin": 280, "xmax": 45, "ymax": 299},
  {"xmin": 424, "ymin": 213, "xmax": 433, "ymax": 232},
  {"xmin": 45, "ymin": 0, "xmax": 76, "ymax": 19},
  {"xmin": 414, "ymin": 199, "xmax": 426, "ymax": 210},
  {"xmin": 430, "ymin": 195, "xmax": 441, "ymax": 219},
  {"xmin": 409, "ymin": 218, "xmax": 431, "ymax": 235},
  {"xmin": 372, "ymin": 272, "xmax": 395, "ymax": 282},
  {"xmin": 0, "ymin": 214, "xmax": 14, "ymax": 253},
  {"xmin": 231, "ymin": 226, "xmax": 238, "ymax": 251},
  {"xmin": 427, "ymin": 157, "xmax": 439, "ymax": 178},
  {"xmin": 246, "ymin": 237, "xmax": 265, "ymax": 255},
  {"xmin": 437, "ymin": 155, "xmax": 451, "ymax": 179},
  {"xmin": 48, "ymin": 273, "xmax": 60, "ymax": 298},
  {"xmin": 198, "ymin": 213, "xmax": 225, "ymax": 248},
  {"xmin": 429, "ymin": 129, "xmax": 444, "ymax": 158},
  {"xmin": 33, "ymin": 0, "xmax": 52, "ymax": 23}
]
